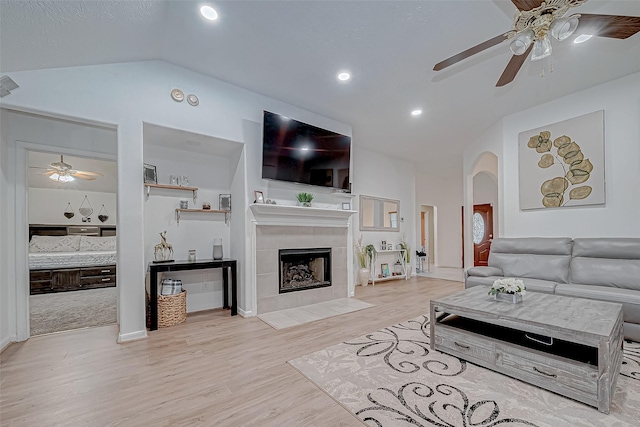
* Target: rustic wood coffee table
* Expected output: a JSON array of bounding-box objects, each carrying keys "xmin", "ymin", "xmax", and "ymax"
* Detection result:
[{"xmin": 430, "ymin": 286, "xmax": 624, "ymax": 414}]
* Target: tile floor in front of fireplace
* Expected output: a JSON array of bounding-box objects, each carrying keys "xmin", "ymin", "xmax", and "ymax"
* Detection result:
[{"xmin": 258, "ymin": 298, "xmax": 373, "ymax": 329}]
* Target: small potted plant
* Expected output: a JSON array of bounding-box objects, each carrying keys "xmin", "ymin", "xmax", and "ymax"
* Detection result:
[
  {"xmin": 296, "ymin": 192, "xmax": 314, "ymax": 207},
  {"xmin": 354, "ymin": 236, "xmax": 371, "ymax": 286},
  {"xmin": 489, "ymin": 278, "xmax": 526, "ymax": 303},
  {"xmin": 399, "ymin": 241, "xmax": 410, "ymax": 266}
]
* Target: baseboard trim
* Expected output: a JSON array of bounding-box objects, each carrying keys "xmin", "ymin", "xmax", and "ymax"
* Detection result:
[
  {"xmin": 1, "ymin": 335, "xmax": 16, "ymax": 353},
  {"xmin": 238, "ymin": 308, "xmax": 252, "ymax": 317},
  {"xmin": 117, "ymin": 329, "xmax": 147, "ymax": 343}
]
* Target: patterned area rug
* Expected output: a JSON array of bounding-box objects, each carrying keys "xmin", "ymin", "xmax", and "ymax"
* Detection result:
[{"xmin": 289, "ymin": 315, "xmax": 640, "ymax": 427}]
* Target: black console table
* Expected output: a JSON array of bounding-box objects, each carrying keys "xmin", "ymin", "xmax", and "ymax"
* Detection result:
[{"xmin": 148, "ymin": 258, "xmax": 237, "ymax": 331}]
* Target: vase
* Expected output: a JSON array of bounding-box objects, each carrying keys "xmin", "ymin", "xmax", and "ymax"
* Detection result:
[
  {"xmin": 213, "ymin": 238, "xmax": 223, "ymax": 260},
  {"xmin": 358, "ymin": 267, "xmax": 370, "ymax": 286},
  {"xmin": 301, "ymin": 201, "xmax": 312, "ymax": 207},
  {"xmin": 494, "ymin": 292, "xmax": 522, "ymax": 304}
]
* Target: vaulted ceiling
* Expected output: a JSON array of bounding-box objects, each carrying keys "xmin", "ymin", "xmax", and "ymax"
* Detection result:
[{"xmin": 2, "ymin": 1, "xmax": 639, "ymax": 175}]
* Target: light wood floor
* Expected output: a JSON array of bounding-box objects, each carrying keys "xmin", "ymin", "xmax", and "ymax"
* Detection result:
[{"xmin": 0, "ymin": 277, "xmax": 463, "ymax": 427}]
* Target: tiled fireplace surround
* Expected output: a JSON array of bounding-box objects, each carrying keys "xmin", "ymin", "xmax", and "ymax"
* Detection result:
[
  {"xmin": 255, "ymin": 225, "xmax": 348, "ymax": 314},
  {"xmin": 250, "ymin": 203, "xmax": 355, "ymax": 315}
]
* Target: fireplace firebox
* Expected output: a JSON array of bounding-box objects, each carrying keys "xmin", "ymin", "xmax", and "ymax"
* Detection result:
[{"xmin": 279, "ymin": 248, "xmax": 331, "ymax": 293}]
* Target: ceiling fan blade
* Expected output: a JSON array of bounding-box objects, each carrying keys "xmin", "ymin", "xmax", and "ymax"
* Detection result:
[
  {"xmin": 511, "ymin": 0, "xmax": 544, "ymax": 12},
  {"xmin": 577, "ymin": 14, "xmax": 640, "ymax": 39},
  {"xmin": 496, "ymin": 44, "xmax": 534, "ymax": 87},
  {"xmin": 29, "ymin": 166, "xmax": 50, "ymax": 170},
  {"xmin": 70, "ymin": 173, "xmax": 96, "ymax": 180},
  {"xmin": 434, "ymin": 33, "xmax": 510, "ymax": 71},
  {"xmin": 72, "ymin": 170, "xmax": 103, "ymax": 177},
  {"xmin": 39, "ymin": 170, "xmax": 57, "ymax": 176}
]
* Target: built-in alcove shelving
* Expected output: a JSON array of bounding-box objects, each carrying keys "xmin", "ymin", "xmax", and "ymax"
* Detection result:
[{"xmin": 144, "ymin": 183, "xmax": 198, "ymax": 203}]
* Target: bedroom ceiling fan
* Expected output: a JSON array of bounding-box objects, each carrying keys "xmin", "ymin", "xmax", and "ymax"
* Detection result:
[
  {"xmin": 433, "ymin": 0, "xmax": 640, "ymax": 87},
  {"xmin": 30, "ymin": 155, "xmax": 103, "ymax": 183}
]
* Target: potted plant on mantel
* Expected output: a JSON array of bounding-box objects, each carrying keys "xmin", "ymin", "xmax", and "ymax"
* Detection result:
[{"xmin": 296, "ymin": 192, "xmax": 314, "ymax": 207}]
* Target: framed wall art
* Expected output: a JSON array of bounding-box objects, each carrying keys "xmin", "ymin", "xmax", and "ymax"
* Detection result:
[
  {"xmin": 219, "ymin": 194, "xmax": 231, "ymax": 211},
  {"xmin": 143, "ymin": 163, "xmax": 157, "ymax": 184},
  {"xmin": 518, "ymin": 110, "xmax": 605, "ymax": 210}
]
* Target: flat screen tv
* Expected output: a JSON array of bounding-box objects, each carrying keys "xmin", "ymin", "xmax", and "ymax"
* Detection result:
[{"xmin": 262, "ymin": 110, "xmax": 351, "ymax": 190}]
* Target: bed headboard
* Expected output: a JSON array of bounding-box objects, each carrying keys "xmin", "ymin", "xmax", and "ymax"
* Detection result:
[{"xmin": 29, "ymin": 224, "xmax": 116, "ymax": 241}]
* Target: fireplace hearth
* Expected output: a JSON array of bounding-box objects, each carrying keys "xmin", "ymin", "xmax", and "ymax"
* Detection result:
[{"xmin": 279, "ymin": 248, "xmax": 331, "ymax": 293}]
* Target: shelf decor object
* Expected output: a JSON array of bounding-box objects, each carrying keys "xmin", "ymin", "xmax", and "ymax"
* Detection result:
[
  {"xmin": 153, "ymin": 231, "xmax": 174, "ymax": 263},
  {"xmin": 219, "ymin": 194, "xmax": 231, "ymax": 211},
  {"xmin": 143, "ymin": 163, "xmax": 157, "ymax": 184}
]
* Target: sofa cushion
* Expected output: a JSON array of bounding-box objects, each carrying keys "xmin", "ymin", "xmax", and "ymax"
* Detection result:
[
  {"xmin": 571, "ymin": 238, "xmax": 640, "ymax": 291},
  {"xmin": 573, "ymin": 238, "xmax": 640, "ymax": 260},
  {"xmin": 79, "ymin": 236, "xmax": 116, "ymax": 252},
  {"xmin": 489, "ymin": 253, "xmax": 570, "ymax": 284},
  {"xmin": 29, "ymin": 235, "xmax": 81, "ymax": 253},
  {"xmin": 490, "ymin": 237, "xmax": 573, "ymax": 256},
  {"xmin": 488, "ymin": 238, "xmax": 572, "ymax": 284},
  {"xmin": 465, "ymin": 275, "xmax": 557, "ymax": 294},
  {"xmin": 466, "ymin": 266, "xmax": 504, "ymax": 278},
  {"xmin": 555, "ymin": 284, "xmax": 640, "ymax": 324}
]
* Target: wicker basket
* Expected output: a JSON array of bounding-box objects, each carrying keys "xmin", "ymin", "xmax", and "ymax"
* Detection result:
[{"xmin": 157, "ymin": 290, "xmax": 187, "ymax": 328}]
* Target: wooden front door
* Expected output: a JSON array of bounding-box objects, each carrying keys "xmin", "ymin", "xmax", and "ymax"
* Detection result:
[{"xmin": 473, "ymin": 204, "xmax": 493, "ymax": 267}]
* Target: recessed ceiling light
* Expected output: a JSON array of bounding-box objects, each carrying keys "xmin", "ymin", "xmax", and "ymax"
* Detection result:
[
  {"xmin": 337, "ymin": 72, "xmax": 351, "ymax": 82},
  {"xmin": 200, "ymin": 5, "xmax": 218, "ymax": 21},
  {"xmin": 411, "ymin": 109, "xmax": 423, "ymax": 117},
  {"xmin": 574, "ymin": 34, "xmax": 593, "ymax": 44}
]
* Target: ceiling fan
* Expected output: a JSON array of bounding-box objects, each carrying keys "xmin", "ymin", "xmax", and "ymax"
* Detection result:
[
  {"xmin": 30, "ymin": 155, "xmax": 103, "ymax": 183},
  {"xmin": 433, "ymin": 0, "xmax": 640, "ymax": 87}
]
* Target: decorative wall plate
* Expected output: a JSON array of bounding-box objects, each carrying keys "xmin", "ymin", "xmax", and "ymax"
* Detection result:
[
  {"xmin": 187, "ymin": 94, "xmax": 199, "ymax": 106},
  {"xmin": 171, "ymin": 89, "xmax": 184, "ymax": 102}
]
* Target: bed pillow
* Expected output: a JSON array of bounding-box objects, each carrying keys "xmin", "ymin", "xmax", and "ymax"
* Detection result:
[
  {"xmin": 79, "ymin": 236, "xmax": 116, "ymax": 251},
  {"xmin": 29, "ymin": 235, "xmax": 81, "ymax": 253}
]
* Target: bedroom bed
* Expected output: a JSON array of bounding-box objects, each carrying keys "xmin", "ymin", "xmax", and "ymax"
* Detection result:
[{"xmin": 28, "ymin": 225, "xmax": 117, "ymax": 295}]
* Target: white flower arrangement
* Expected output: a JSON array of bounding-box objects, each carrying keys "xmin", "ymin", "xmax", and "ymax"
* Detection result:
[{"xmin": 489, "ymin": 278, "xmax": 526, "ymax": 296}]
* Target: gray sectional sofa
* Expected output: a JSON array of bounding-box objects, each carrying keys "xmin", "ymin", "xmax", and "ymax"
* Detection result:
[{"xmin": 465, "ymin": 237, "xmax": 640, "ymax": 341}]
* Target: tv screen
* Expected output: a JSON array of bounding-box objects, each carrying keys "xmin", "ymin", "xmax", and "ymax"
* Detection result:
[{"xmin": 262, "ymin": 111, "xmax": 351, "ymax": 190}]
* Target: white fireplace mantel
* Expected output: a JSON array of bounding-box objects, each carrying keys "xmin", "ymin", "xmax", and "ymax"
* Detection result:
[{"xmin": 249, "ymin": 203, "xmax": 357, "ymax": 226}]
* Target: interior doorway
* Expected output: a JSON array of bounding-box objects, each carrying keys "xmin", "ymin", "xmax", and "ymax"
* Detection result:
[
  {"xmin": 27, "ymin": 151, "xmax": 118, "ymax": 336},
  {"xmin": 418, "ymin": 205, "xmax": 435, "ymax": 270},
  {"xmin": 473, "ymin": 203, "xmax": 493, "ymax": 266}
]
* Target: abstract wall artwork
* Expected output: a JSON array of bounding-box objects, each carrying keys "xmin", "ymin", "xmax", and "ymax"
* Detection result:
[{"xmin": 518, "ymin": 110, "xmax": 605, "ymax": 210}]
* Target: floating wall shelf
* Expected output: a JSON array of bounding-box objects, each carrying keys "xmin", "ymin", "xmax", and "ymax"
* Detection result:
[
  {"xmin": 145, "ymin": 183, "xmax": 198, "ymax": 203},
  {"xmin": 175, "ymin": 208, "xmax": 230, "ymax": 224}
]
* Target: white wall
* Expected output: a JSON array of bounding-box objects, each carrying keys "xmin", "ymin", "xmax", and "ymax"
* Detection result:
[
  {"xmin": 0, "ymin": 111, "xmax": 12, "ymax": 350},
  {"xmin": 415, "ymin": 171, "xmax": 463, "ymax": 268},
  {"xmin": 463, "ymin": 72, "xmax": 640, "ymax": 262},
  {"xmin": 28, "ymin": 188, "xmax": 117, "ymax": 226},
  {"xmin": 352, "ymin": 146, "xmax": 416, "ymax": 275},
  {"xmin": 0, "ymin": 60, "xmax": 354, "ymax": 344}
]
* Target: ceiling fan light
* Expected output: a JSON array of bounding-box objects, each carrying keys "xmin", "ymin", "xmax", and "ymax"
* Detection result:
[
  {"xmin": 550, "ymin": 15, "xmax": 580, "ymax": 41},
  {"xmin": 49, "ymin": 173, "xmax": 74, "ymax": 183},
  {"xmin": 531, "ymin": 37, "xmax": 552, "ymax": 61},
  {"xmin": 509, "ymin": 29, "xmax": 534, "ymax": 55}
]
